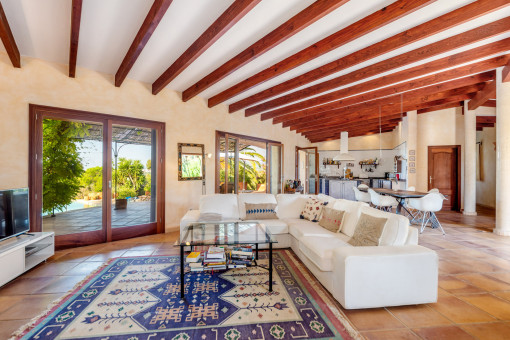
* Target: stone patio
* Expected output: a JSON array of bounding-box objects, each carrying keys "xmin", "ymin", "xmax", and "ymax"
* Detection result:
[{"xmin": 43, "ymin": 201, "xmax": 154, "ymax": 236}]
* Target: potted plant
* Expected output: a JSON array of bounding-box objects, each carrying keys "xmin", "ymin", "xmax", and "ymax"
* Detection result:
[{"xmin": 115, "ymin": 187, "xmax": 136, "ymax": 210}]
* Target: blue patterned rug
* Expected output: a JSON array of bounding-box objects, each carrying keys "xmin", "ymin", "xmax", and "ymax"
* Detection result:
[{"xmin": 13, "ymin": 250, "xmax": 358, "ymax": 340}]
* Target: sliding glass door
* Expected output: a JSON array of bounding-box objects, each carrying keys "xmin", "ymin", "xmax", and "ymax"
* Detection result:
[
  {"xmin": 29, "ymin": 105, "xmax": 165, "ymax": 248},
  {"xmin": 296, "ymin": 147, "xmax": 319, "ymax": 194},
  {"xmin": 216, "ymin": 131, "xmax": 283, "ymax": 194}
]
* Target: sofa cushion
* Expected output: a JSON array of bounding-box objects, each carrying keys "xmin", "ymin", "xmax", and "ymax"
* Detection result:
[
  {"xmin": 299, "ymin": 236, "xmax": 350, "ymax": 272},
  {"xmin": 199, "ymin": 194, "xmax": 239, "ymax": 220},
  {"xmin": 300, "ymin": 197, "xmax": 328, "ymax": 222},
  {"xmin": 317, "ymin": 194, "xmax": 337, "ymax": 204},
  {"xmin": 319, "ymin": 207, "xmax": 345, "ymax": 233},
  {"xmin": 244, "ymin": 203, "xmax": 277, "ymax": 220},
  {"xmin": 238, "ymin": 193, "xmax": 277, "ymax": 220},
  {"xmin": 285, "ymin": 218, "xmax": 335, "ymax": 239},
  {"xmin": 333, "ymin": 199, "xmax": 369, "ymax": 237},
  {"xmin": 276, "ymin": 194, "xmax": 311, "ymax": 219},
  {"xmin": 254, "ymin": 219, "xmax": 289, "ymax": 235},
  {"xmin": 360, "ymin": 206, "xmax": 410, "ymax": 246},
  {"xmin": 348, "ymin": 213, "xmax": 387, "ymax": 247}
]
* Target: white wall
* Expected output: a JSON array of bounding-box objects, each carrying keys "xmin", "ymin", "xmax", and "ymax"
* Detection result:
[{"xmin": 476, "ymin": 128, "xmax": 496, "ymax": 208}]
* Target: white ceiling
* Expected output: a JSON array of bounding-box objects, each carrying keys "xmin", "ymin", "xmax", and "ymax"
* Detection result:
[{"xmin": 1, "ymin": 0, "xmax": 509, "ymax": 108}]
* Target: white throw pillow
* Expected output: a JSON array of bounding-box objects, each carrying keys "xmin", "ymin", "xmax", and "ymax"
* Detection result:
[{"xmin": 300, "ymin": 197, "xmax": 328, "ymax": 222}]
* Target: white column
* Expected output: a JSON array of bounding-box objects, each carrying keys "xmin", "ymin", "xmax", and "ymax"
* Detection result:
[
  {"xmin": 463, "ymin": 101, "xmax": 477, "ymax": 215},
  {"xmin": 495, "ymin": 67, "xmax": 510, "ymax": 236},
  {"xmin": 407, "ymin": 110, "xmax": 417, "ymax": 189}
]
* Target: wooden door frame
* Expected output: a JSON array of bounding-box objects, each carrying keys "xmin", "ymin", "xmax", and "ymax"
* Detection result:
[
  {"xmin": 295, "ymin": 146, "xmax": 319, "ymax": 194},
  {"xmin": 29, "ymin": 104, "xmax": 166, "ymax": 249},
  {"xmin": 428, "ymin": 145, "xmax": 461, "ymax": 211}
]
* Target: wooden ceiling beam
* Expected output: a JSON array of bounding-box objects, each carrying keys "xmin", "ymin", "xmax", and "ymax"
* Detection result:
[
  {"xmin": 271, "ymin": 54, "xmax": 508, "ymax": 124},
  {"xmin": 152, "ymin": 0, "xmax": 260, "ymax": 94},
  {"xmin": 298, "ymin": 116, "xmax": 403, "ymax": 134},
  {"xmin": 481, "ymin": 99, "xmax": 497, "ymax": 108},
  {"xmin": 205, "ymin": 0, "xmax": 435, "ymax": 107},
  {"xmin": 502, "ymin": 58, "xmax": 510, "ymax": 83},
  {"xmin": 180, "ymin": 0, "xmax": 348, "ymax": 101},
  {"xmin": 468, "ymin": 80, "xmax": 497, "ymax": 110},
  {"xmin": 69, "ymin": 0, "xmax": 83, "ymax": 78},
  {"xmin": 307, "ymin": 126, "xmax": 397, "ymax": 142},
  {"xmin": 250, "ymin": 17, "xmax": 510, "ymax": 118},
  {"xmin": 0, "ymin": 1, "xmax": 20, "ymax": 68},
  {"xmin": 417, "ymin": 101, "xmax": 463, "ymax": 114},
  {"xmin": 284, "ymin": 72, "xmax": 494, "ymax": 130},
  {"xmin": 232, "ymin": 0, "xmax": 510, "ymax": 113},
  {"xmin": 477, "ymin": 116, "xmax": 496, "ymax": 124},
  {"xmin": 295, "ymin": 89, "xmax": 478, "ymax": 134},
  {"xmin": 116, "ymin": 0, "xmax": 173, "ymax": 87}
]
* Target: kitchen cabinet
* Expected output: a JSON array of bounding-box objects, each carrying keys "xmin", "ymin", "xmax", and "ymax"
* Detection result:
[
  {"xmin": 328, "ymin": 180, "xmax": 358, "ymax": 200},
  {"xmin": 382, "ymin": 180, "xmax": 393, "ymax": 189}
]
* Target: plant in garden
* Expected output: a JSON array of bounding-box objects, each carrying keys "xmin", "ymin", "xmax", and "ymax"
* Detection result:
[{"xmin": 43, "ymin": 119, "xmax": 89, "ymax": 216}]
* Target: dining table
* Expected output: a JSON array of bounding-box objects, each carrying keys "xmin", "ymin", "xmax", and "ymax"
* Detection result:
[{"xmin": 360, "ymin": 187, "xmax": 428, "ymax": 215}]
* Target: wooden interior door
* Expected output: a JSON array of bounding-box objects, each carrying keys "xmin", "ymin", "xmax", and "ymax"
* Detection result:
[{"xmin": 428, "ymin": 146, "xmax": 461, "ymax": 211}]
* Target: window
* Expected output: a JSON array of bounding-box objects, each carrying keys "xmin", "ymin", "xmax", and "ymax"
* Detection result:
[{"xmin": 215, "ymin": 131, "xmax": 283, "ymax": 194}]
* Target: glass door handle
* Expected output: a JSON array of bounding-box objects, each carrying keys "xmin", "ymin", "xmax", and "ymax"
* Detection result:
[{"xmin": 109, "ymin": 180, "xmax": 112, "ymax": 188}]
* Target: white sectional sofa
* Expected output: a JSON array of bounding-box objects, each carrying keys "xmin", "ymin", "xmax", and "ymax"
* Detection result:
[{"xmin": 180, "ymin": 193, "xmax": 438, "ymax": 309}]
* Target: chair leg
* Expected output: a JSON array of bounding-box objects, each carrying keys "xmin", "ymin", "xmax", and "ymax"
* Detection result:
[
  {"xmin": 431, "ymin": 212, "xmax": 446, "ymax": 235},
  {"xmin": 420, "ymin": 211, "xmax": 429, "ymax": 233}
]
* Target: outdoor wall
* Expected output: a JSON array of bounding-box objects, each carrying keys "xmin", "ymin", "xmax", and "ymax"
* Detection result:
[
  {"xmin": 0, "ymin": 52, "xmax": 310, "ymax": 230},
  {"xmin": 476, "ymin": 127, "xmax": 496, "ymax": 208}
]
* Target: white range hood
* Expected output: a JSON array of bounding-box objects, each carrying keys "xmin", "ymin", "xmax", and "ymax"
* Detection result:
[{"xmin": 333, "ymin": 131, "xmax": 355, "ymax": 161}]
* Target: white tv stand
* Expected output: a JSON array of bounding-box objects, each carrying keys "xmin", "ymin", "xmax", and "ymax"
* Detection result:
[{"xmin": 0, "ymin": 232, "xmax": 55, "ymax": 287}]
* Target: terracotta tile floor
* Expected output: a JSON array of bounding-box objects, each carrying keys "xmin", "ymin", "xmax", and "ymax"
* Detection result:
[{"xmin": 1, "ymin": 208, "xmax": 510, "ymax": 340}]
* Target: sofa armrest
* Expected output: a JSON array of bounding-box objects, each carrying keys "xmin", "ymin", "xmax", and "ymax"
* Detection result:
[
  {"xmin": 332, "ymin": 245, "xmax": 438, "ymax": 309},
  {"xmin": 405, "ymin": 227, "xmax": 419, "ymax": 245},
  {"xmin": 180, "ymin": 210, "xmax": 201, "ymax": 233}
]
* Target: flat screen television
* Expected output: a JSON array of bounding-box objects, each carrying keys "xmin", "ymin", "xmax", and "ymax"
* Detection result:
[{"xmin": 0, "ymin": 188, "xmax": 30, "ymax": 241}]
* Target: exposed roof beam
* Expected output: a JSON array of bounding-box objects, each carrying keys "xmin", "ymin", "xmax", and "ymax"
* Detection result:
[
  {"xmin": 477, "ymin": 116, "xmax": 496, "ymax": 124},
  {"xmin": 308, "ymin": 126, "xmax": 397, "ymax": 143},
  {"xmin": 205, "ymin": 0, "xmax": 436, "ymax": 107},
  {"xmin": 503, "ymin": 58, "xmax": 510, "ymax": 83},
  {"xmin": 273, "ymin": 54, "xmax": 508, "ymax": 125},
  {"xmin": 0, "ymin": 1, "xmax": 20, "ymax": 68},
  {"xmin": 468, "ymin": 80, "xmax": 497, "ymax": 110},
  {"xmin": 152, "ymin": 0, "xmax": 261, "ymax": 94},
  {"xmin": 254, "ymin": 17, "xmax": 510, "ymax": 118},
  {"xmin": 115, "ymin": 0, "xmax": 173, "ymax": 87},
  {"xmin": 180, "ymin": 0, "xmax": 349, "ymax": 101},
  {"xmin": 296, "ymin": 84, "xmax": 482, "ymax": 134},
  {"xmin": 69, "ymin": 0, "xmax": 83, "ymax": 78},
  {"xmin": 231, "ymin": 0, "xmax": 510, "ymax": 113},
  {"xmin": 481, "ymin": 99, "xmax": 497, "ymax": 108},
  {"xmin": 417, "ymin": 101, "xmax": 463, "ymax": 114},
  {"xmin": 297, "ymin": 115, "xmax": 404, "ymax": 135}
]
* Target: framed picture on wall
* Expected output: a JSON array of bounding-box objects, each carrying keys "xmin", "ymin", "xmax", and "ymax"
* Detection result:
[
  {"xmin": 178, "ymin": 143, "xmax": 205, "ymax": 181},
  {"xmin": 409, "ymin": 156, "xmax": 415, "ymax": 161},
  {"xmin": 409, "ymin": 162, "xmax": 415, "ymax": 168},
  {"xmin": 410, "ymin": 168, "xmax": 416, "ymax": 173},
  {"xmin": 409, "ymin": 150, "xmax": 415, "ymax": 156}
]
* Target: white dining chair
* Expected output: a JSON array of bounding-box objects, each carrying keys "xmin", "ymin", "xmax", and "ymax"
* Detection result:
[
  {"xmin": 408, "ymin": 193, "xmax": 446, "ymax": 235},
  {"xmin": 368, "ymin": 188, "xmax": 398, "ymax": 212},
  {"xmin": 353, "ymin": 187, "xmax": 371, "ymax": 204}
]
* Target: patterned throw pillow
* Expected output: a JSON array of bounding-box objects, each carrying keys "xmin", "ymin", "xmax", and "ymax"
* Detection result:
[
  {"xmin": 244, "ymin": 203, "xmax": 277, "ymax": 220},
  {"xmin": 348, "ymin": 213, "xmax": 387, "ymax": 247},
  {"xmin": 300, "ymin": 197, "xmax": 328, "ymax": 222},
  {"xmin": 319, "ymin": 207, "xmax": 345, "ymax": 233}
]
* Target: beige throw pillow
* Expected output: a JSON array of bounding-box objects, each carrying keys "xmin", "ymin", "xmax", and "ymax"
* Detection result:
[
  {"xmin": 244, "ymin": 203, "xmax": 277, "ymax": 220},
  {"xmin": 319, "ymin": 207, "xmax": 345, "ymax": 233},
  {"xmin": 348, "ymin": 213, "xmax": 387, "ymax": 247}
]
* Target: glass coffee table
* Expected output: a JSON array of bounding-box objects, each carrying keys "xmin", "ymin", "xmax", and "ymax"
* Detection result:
[{"xmin": 179, "ymin": 222, "xmax": 277, "ymax": 299}]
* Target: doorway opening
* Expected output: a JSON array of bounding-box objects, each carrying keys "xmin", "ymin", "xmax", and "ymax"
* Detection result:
[
  {"xmin": 29, "ymin": 105, "xmax": 165, "ymax": 249},
  {"xmin": 296, "ymin": 147, "xmax": 319, "ymax": 194}
]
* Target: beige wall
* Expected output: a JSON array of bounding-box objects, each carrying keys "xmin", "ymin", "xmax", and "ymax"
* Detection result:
[
  {"xmin": 476, "ymin": 128, "xmax": 496, "ymax": 208},
  {"xmin": 0, "ymin": 53, "xmax": 310, "ymax": 230},
  {"xmin": 313, "ymin": 130, "xmax": 397, "ymax": 151}
]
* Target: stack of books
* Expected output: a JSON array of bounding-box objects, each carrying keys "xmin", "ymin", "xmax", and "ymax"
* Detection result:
[
  {"xmin": 203, "ymin": 246, "xmax": 227, "ymax": 271},
  {"xmin": 228, "ymin": 246, "xmax": 254, "ymax": 268},
  {"xmin": 186, "ymin": 251, "xmax": 204, "ymax": 272}
]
